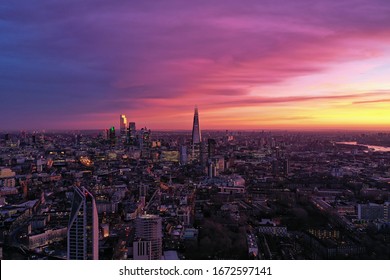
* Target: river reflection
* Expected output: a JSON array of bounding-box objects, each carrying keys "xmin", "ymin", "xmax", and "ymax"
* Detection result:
[{"xmin": 336, "ymin": 141, "xmax": 390, "ymax": 152}]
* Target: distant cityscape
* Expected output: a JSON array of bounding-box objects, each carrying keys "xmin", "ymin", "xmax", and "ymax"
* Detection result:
[{"xmin": 1, "ymin": 107, "xmax": 390, "ymax": 260}]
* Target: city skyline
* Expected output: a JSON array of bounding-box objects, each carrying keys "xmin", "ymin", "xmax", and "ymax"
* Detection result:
[{"xmin": 1, "ymin": 0, "xmax": 390, "ymax": 131}]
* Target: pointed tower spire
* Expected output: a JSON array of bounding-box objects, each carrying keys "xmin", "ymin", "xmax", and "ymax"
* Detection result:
[{"xmin": 192, "ymin": 105, "xmax": 201, "ymax": 144}]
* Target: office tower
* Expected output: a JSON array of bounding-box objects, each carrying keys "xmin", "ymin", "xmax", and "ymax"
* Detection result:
[
  {"xmin": 199, "ymin": 141, "xmax": 208, "ymax": 166},
  {"xmin": 208, "ymin": 138, "xmax": 216, "ymax": 159},
  {"xmin": 119, "ymin": 115, "xmax": 127, "ymax": 144},
  {"xmin": 139, "ymin": 127, "xmax": 151, "ymax": 147},
  {"xmin": 133, "ymin": 214, "xmax": 162, "ymax": 260},
  {"xmin": 67, "ymin": 187, "xmax": 99, "ymax": 260},
  {"xmin": 120, "ymin": 114, "xmax": 127, "ymax": 137},
  {"xmin": 139, "ymin": 184, "xmax": 147, "ymax": 209},
  {"xmin": 283, "ymin": 158, "xmax": 290, "ymax": 176},
  {"xmin": 140, "ymin": 127, "xmax": 151, "ymax": 158},
  {"xmin": 208, "ymin": 162, "xmax": 217, "ymax": 178},
  {"xmin": 191, "ymin": 106, "xmax": 202, "ymax": 160},
  {"xmin": 127, "ymin": 122, "xmax": 136, "ymax": 145},
  {"xmin": 179, "ymin": 145, "xmax": 188, "ymax": 165},
  {"xmin": 109, "ymin": 126, "xmax": 116, "ymax": 145},
  {"xmin": 192, "ymin": 106, "xmax": 201, "ymax": 145}
]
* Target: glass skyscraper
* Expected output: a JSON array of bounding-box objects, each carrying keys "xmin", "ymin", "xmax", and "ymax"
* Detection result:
[{"xmin": 191, "ymin": 106, "xmax": 201, "ymax": 160}]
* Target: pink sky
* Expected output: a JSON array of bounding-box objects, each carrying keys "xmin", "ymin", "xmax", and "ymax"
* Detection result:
[{"xmin": 1, "ymin": 0, "xmax": 390, "ymax": 130}]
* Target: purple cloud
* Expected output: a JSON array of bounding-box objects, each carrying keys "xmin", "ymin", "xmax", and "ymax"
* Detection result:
[{"xmin": 1, "ymin": 0, "xmax": 390, "ymax": 129}]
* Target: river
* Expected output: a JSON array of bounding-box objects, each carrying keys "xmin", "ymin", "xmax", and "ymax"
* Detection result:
[{"xmin": 336, "ymin": 141, "xmax": 390, "ymax": 152}]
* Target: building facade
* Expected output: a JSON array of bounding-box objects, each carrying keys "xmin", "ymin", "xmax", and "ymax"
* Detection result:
[
  {"xmin": 67, "ymin": 187, "xmax": 99, "ymax": 260},
  {"xmin": 120, "ymin": 114, "xmax": 127, "ymax": 138},
  {"xmin": 191, "ymin": 106, "xmax": 201, "ymax": 160},
  {"xmin": 134, "ymin": 214, "xmax": 162, "ymax": 260}
]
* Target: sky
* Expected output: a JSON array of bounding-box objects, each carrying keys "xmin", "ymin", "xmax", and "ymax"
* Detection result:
[{"xmin": 1, "ymin": 0, "xmax": 390, "ymax": 131}]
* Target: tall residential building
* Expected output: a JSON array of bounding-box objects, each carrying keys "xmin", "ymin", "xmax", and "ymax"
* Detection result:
[
  {"xmin": 191, "ymin": 106, "xmax": 202, "ymax": 160},
  {"xmin": 133, "ymin": 214, "xmax": 162, "ymax": 260},
  {"xmin": 67, "ymin": 187, "xmax": 99, "ymax": 260}
]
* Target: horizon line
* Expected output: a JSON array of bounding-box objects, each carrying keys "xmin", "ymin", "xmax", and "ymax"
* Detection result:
[{"xmin": 1, "ymin": 127, "xmax": 390, "ymax": 133}]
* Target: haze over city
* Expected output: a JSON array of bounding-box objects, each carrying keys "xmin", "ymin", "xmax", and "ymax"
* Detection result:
[{"xmin": 1, "ymin": 0, "xmax": 390, "ymax": 131}]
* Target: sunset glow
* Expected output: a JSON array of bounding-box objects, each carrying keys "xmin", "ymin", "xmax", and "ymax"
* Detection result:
[{"xmin": 1, "ymin": 0, "xmax": 390, "ymax": 130}]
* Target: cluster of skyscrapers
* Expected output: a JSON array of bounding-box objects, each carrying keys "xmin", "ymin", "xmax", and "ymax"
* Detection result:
[
  {"xmin": 66, "ymin": 107, "xmax": 202, "ymax": 260},
  {"xmin": 104, "ymin": 115, "xmax": 138, "ymax": 146},
  {"xmin": 103, "ymin": 107, "xmax": 204, "ymax": 164},
  {"xmin": 3, "ymin": 105, "xmax": 388, "ymax": 261}
]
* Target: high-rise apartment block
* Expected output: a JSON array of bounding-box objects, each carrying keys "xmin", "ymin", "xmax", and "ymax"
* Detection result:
[
  {"xmin": 67, "ymin": 187, "xmax": 99, "ymax": 260},
  {"xmin": 133, "ymin": 214, "xmax": 162, "ymax": 260}
]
